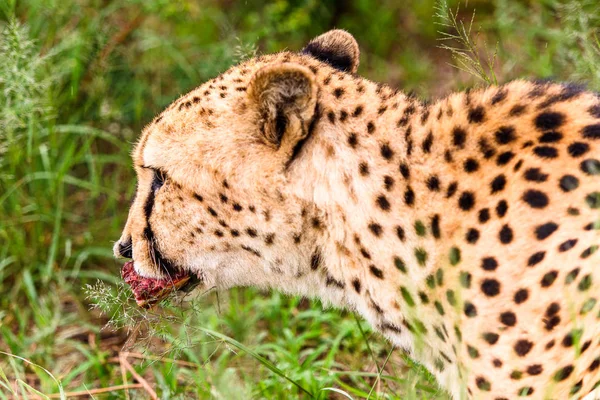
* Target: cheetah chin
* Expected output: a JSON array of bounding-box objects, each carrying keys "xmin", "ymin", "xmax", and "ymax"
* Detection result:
[{"xmin": 114, "ymin": 29, "xmax": 600, "ymax": 399}]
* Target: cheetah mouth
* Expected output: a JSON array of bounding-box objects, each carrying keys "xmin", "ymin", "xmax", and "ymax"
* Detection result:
[{"xmin": 121, "ymin": 261, "xmax": 200, "ymax": 308}]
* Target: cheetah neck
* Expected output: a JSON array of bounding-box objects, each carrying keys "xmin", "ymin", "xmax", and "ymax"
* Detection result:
[{"xmin": 286, "ymin": 83, "xmax": 461, "ymax": 383}]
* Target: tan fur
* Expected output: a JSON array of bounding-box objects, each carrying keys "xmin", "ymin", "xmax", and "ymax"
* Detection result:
[{"xmin": 115, "ymin": 30, "xmax": 600, "ymax": 399}]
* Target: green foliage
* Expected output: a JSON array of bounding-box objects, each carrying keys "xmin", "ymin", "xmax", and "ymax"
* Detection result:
[{"xmin": 1, "ymin": 0, "xmax": 598, "ymax": 398}]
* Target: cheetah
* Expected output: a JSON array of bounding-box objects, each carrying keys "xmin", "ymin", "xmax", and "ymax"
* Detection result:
[{"xmin": 114, "ymin": 30, "xmax": 600, "ymax": 399}]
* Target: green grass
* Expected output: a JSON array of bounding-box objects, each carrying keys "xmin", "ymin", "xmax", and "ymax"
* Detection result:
[{"xmin": 1, "ymin": 0, "xmax": 598, "ymax": 398}]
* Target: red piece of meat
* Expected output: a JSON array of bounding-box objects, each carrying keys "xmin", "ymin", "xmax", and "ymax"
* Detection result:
[{"xmin": 121, "ymin": 261, "xmax": 190, "ymax": 308}]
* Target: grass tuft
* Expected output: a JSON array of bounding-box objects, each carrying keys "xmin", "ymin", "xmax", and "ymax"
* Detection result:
[{"xmin": 435, "ymin": 0, "xmax": 498, "ymax": 85}]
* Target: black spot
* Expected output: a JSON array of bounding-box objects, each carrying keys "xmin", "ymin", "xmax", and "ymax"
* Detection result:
[
  {"xmin": 481, "ymin": 257, "xmax": 498, "ymax": 271},
  {"xmin": 464, "ymin": 302, "xmax": 477, "ymax": 317},
  {"xmin": 467, "ymin": 345, "xmax": 479, "ymax": 359},
  {"xmin": 465, "ymin": 228, "xmax": 479, "ymax": 244},
  {"xmin": 581, "ymin": 158, "xmax": 600, "ymax": 175},
  {"xmin": 347, "ymin": 133, "xmax": 358, "ymax": 148},
  {"xmin": 375, "ymin": 195, "xmax": 391, "ymax": 211},
  {"xmin": 510, "ymin": 104, "xmax": 527, "ymax": 116},
  {"xmin": 544, "ymin": 315, "xmax": 561, "ymax": 331},
  {"xmin": 514, "ymin": 340, "xmax": 533, "ymax": 356},
  {"xmin": 535, "ymin": 222, "xmax": 558, "ymax": 240},
  {"xmin": 478, "ymin": 208, "xmax": 490, "ymax": 223},
  {"xmin": 368, "ymin": 223, "xmax": 383, "ymax": 237},
  {"xmin": 561, "ymin": 330, "xmax": 581, "ymax": 347},
  {"xmin": 415, "ymin": 220, "xmax": 427, "ymax": 237},
  {"xmin": 468, "ymin": 106, "xmax": 486, "ymax": 123},
  {"xmin": 496, "ymin": 151, "xmax": 515, "ymax": 165},
  {"xmin": 426, "ymin": 176, "xmax": 440, "ymax": 191},
  {"xmin": 369, "ymin": 265, "xmax": 384, "ymax": 279},
  {"xmin": 527, "ymin": 251, "xmax": 545, "ymax": 267},
  {"xmin": 475, "ymin": 377, "xmax": 491, "ymax": 391},
  {"xmin": 481, "ymin": 279, "xmax": 500, "ymax": 296},
  {"xmin": 394, "ymin": 257, "xmax": 407, "ymax": 273},
  {"xmin": 513, "ymin": 159, "xmax": 523, "ymax": 171},
  {"xmin": 207, "ymin": 207, "xmax": 218, "ymax": 217},
  {"xmin": 460, "ymin": 271, "xmax": 472, "ymax": 289},
  {"xmin": 352, "ymin": 279, "xmax": 361, "ymax": 293},
  {"xmin": 535, "ymin": 111, "xmax": 565, "ymax": 131},
  {"xmin": 534, "ymin": 146, "xmax": 558, "ymax": 159},
  {"xmin": 500, "ymin": 311, "xmax": 516, "ymax": 326},
  {"xmin": 539, "ymin": 131, "xmax": 563, "ymax": 143},
  {"xmin": 586, "ymin": 192, "xmax": 600, "ymax": 209},
  {"xmin": 519, "ymin": 387, "xmax": 534, "ymax": 396},
  {"xmin": 522, "ymin": 189, "xmax": 549, "ymax": 209},
  {"xmin": 582, "ymin": 124, "xmax": 600, "ymax": 140},
  {"xmin": 570, "ymin": 380, "xmax": 583, "ymax": 396},
  {"xmin": 578, "ymin": 274, "xmax": 592, "ymax": 291},
  {"xmin": 422, "ymin": 132, "xmax": 434, "ymax": 153},
  {"xmin": 524, "ymin": 168, "xmax": 548, "ymax": 182},
  {"xmin": 483, "ymin": 332, "xmax": 499, "ymax": 345},
  {"xmin": 541, "ymin": 270, "xmax": 558, "ymax": 287},
  {"xmin": 464, "ymin": 158, "xmax": 479, "ymax": 173},
  {"xmin": 333, "ymin": 87, "xmax": 344, "ymax": 98},
  {"xmin": 327, "ymin": 110, "xmax": 335, "ymax": 123},
  {"xmin": 568, "ymin": 142, "xmax": 589, "ymax": 157},
  {"xmin": 310, "ymin": 250, "xmax": 322, "ymax": 270},
  {"xmin": 458, "ymin": 191, "xmax": 475, "ymax": 211},
  {"xmin": 553, "ymin": 365, "xmax": 574, "ymax": 382},
  {"xmin": 510, "ymin": 371, "xmax": 523, "ymax": 380},
  {"xmin": 452, "ymin": 127, "xmax": 467, "ymax": 148},
  {"xmin": 499, "ymin": 224, "xmax": 513, "ymax": 244},
  {"xmin": 491, "ymin": 89, "xmax": 507, "ymax": 104},
  {"xmin": 546, "ymin": 302, "xmax": 560, "ymax": 318},
  {"xmin": 395, "ymin": 226, "xmax": 406, "ymax": 241},
  {"xmin": 434, "ymin": 301, "xmax": 445, "ymax": 315},
  {"xmin": 352, "ymin": 106, "xmax": 363, "ymax": 117},
  {"xmin": 514, "ymin": 289, "xmax": 529, "ymax": 304},
  {"xmin": 478, "ymin": 138, "xmax": 496, "ymax": 159},
  {"xmin": 399, "ymin": 163, "xmax": 410, "ymax": 179},
  {"xmin": 380, "ymin": 143, "xmax": 394, "ymax": 160},
  {"xmin": 367, "ymin": 121, "xmax": 375, "ymax": 134},
  {"xmin": 559, "ymin": 175, "xmax": 579, "ymax": 192},
  {"xmin": 383, "ymin": 175, "xmax": 394, "ymax": 191},
  {"xmin": 359, "ymin": 162, "xmax": 369, "ymax": 176},
  {"xmin": 233, "ymin": 203, "xmax": 243, "ymax": 212},
  {"xmin": 589, "ymin": 358, "xmax": 600, "ymax": 372},
  {"xmin": 415, "ymin": 248, "xmax": 428, "ymax": 266},
  {"xmin": 446, "ymin": 182, "xmax": 458, "ymax": 198},
  {"xmin": 445, "ymin": 146, "xmax": 454, "ymax": 161},
  {"xmin": 360, "ymin": 248, "xmax": 371, "ymax": 259},
  {"xmin": 404, "ymin": 187, "xmax": 415, "ymax": 206},
  {"xmin": 490, "ymin": 175, "xmax": 506, "ymax": 193},
  {"xmin": 494, "ymin": 126, "xmax": 516, "ymax": 144}
]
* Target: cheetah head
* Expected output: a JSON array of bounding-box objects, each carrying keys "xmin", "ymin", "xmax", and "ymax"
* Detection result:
[{"xmin": 114, "ymin": 30, "xmax": 361, "ymax": 302}]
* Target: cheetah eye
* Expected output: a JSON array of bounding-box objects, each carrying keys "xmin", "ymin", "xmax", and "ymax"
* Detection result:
[{"xmin": 150, "ymin": 168, "xmax": 167, "ymax": 192}]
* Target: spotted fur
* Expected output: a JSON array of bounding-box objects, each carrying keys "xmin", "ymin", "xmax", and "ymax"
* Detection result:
[{"xmin": 114, "ymin": 30, "xmax": 600, "ymax": 399}]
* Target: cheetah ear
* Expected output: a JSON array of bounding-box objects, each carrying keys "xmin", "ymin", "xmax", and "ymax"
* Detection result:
[
  {"xmin": 248, "ymin": 63, "xmax": 317, "ymax": 149},
  {"xmin": 302, "ymin": 29, "xmax": 359, "ymax": 73}
]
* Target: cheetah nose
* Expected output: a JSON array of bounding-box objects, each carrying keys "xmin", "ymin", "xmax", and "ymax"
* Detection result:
[{"xmin": 116, "ymin": 238, "xmax": 133, "ymax": 259}]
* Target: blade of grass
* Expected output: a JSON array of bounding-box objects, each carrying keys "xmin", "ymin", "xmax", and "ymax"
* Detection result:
[{"xmin": 198, "ymin": 327, "xmax": 314, "ymax": 398}]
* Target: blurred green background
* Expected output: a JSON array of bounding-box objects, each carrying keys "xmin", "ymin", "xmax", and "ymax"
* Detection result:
[{"xmin": 0, "ymin": 0, "xmax": 598, "ymax": 398}]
